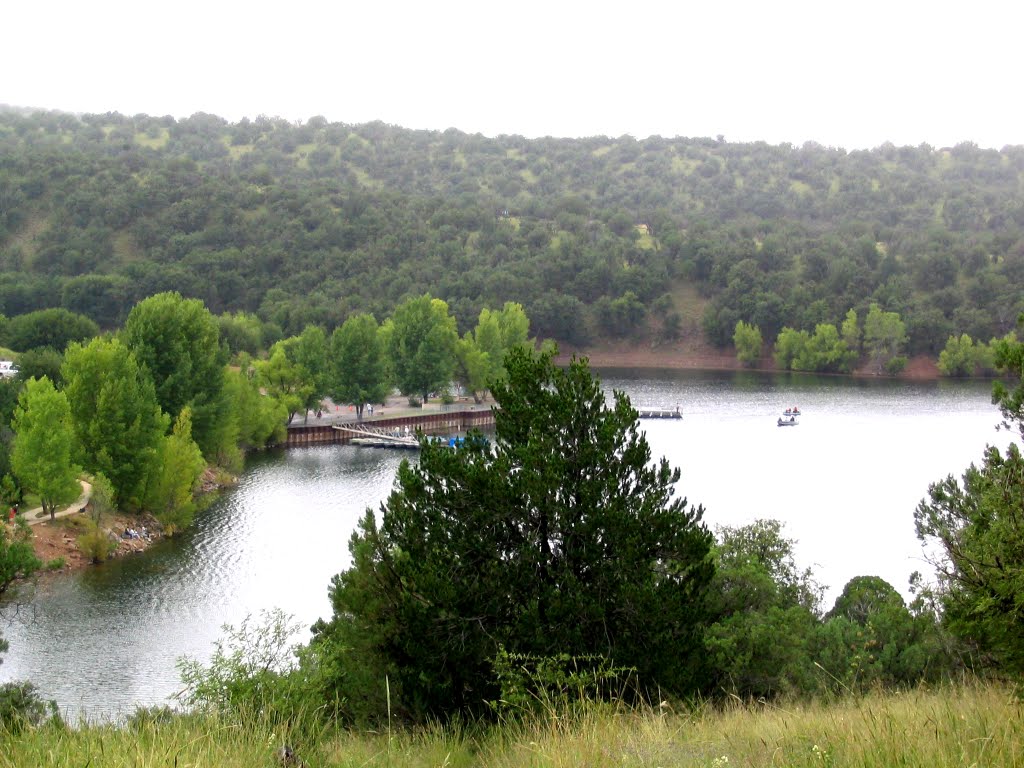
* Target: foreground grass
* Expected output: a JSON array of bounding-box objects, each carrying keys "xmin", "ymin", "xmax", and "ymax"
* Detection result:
[{"xmin": 2, "ymin": 682, "xmax": 1020, "ymax": 767}]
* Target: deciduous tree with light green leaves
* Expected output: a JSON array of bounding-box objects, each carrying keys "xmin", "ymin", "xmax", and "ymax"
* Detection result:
[
  {"xmin": 773, "ymin": 327, "xmax": 810, "ymax": 370},
  {"xmin": 11, "ymin": 377, "xmax": 81, "ymax": 522},
  {"xmin": 864, "ymin": 303, "xmax": 908, "ymax": 374},
  {"xmin": 223, "ymin": 362, "xmax": 287, "ymax": 450},
  {"xmin": 795, "ymin": 323, "xmax": 856, "ymax": 373},
  {"xmin": 383, "ymin": 294, "xmax": 458, "ymax": 403},
  {"xmin": 494, "ymin": 302, "xmax": 531, "ymax": 360},
  {"xmin": 774, "ymin": 324, "xmax": 855, "ymax": 372},
  {"xmin": 255, "ymin": 346, "xmax": 312, "ymax": 424},
  {"xmin": 454, "ymin": 333, "xmax": 491, "ymax": 402},
  {"xmin": 146, "ymin": 407, "xmax": 206, "ymax": 535},
  {"xmin": 456, "ymin": 303, "xmax": 533, "ymax": 400},
  {"xmin": 733, "ymin": 320, "xmax": 762, "ymax": 367},
  {"xmin": 61, "ymin": 337, "xmax": 169, "ymax": 508},
  {"xmin": 284, "ymin": 325, "xmax": 330, "ymax": 418},
  {"xmin": 327, "ymin": 314, "xmax": 390, "ymax": 419},
  {"xmin": 937, "ymin": 333, "xmax": 995, "ymax": 377}
]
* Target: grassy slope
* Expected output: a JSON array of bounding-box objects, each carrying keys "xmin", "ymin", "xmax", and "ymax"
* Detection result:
[{"xmin": 3, "ymin": 682, "xmax": 1019, "ymax": 767}]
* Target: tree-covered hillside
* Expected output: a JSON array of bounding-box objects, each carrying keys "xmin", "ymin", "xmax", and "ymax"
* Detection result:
[{"xmin": 1, "ymin": 109, "xmax": 1021, "ymax": 353}]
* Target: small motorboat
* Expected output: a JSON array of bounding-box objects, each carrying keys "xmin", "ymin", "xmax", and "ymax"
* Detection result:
[
  {"xmin": 777, "ymin": 416, "xmax": 798, "ymax": 427},
  {"xmin": 782, "ymin": 406, "xmax": 801, "ymax": 417}
]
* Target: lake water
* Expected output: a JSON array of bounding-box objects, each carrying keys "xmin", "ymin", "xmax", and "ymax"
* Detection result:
[{"xmin": 0, "ymin": 369, "xmax": 1012, "ymax": 720}]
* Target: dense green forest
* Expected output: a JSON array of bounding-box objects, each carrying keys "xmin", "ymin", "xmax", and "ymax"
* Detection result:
[{"xmin": 0, "ymin": 108, "xmax": 1021, "ymax": 355}]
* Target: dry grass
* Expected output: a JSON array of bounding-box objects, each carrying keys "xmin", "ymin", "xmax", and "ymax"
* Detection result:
[{"xmin": 2, "ymin": 682, "xmax": 1020, "ymax": 768}]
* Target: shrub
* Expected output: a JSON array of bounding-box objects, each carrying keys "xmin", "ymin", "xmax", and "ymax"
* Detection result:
[
  {"xmin": 488, "ymin": 648, "xmax": 635, "ymax": 720},
  {"xmin": 0, "ymin": 681, "xmax": 58, "ymax": 733},
  {"xmin": 77, "ymin": 521, "xmax": 116, "ymax": 563},
  {"xmin": 176, "ymin": 609, "xmax": 332, "ymax": 731},
  {"xmin": 885, "ymin": 355, "xmax": 908, "ymax": 375}
]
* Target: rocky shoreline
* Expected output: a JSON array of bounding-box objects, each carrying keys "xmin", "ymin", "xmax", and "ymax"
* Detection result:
[{"xmin": 29, "ymin": 468, "xmax": 235, "ymax": 575}]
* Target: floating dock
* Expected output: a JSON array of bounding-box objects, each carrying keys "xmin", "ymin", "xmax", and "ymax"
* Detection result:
[{"xmin": 637, "ymin": 408, "xmax": 682, "ymax": 419}]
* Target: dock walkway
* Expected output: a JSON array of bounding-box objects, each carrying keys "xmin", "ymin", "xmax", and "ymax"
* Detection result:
[{"xmin": 285, "ymin": 399, "xmax": 495, "ymax": 447}]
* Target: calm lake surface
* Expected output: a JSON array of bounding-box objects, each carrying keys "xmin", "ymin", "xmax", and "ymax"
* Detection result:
[{"xmin": 0, "ymin": 369, "xmax": 1012, "ymax": 720}]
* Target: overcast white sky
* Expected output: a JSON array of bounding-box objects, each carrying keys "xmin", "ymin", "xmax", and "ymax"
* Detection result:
[{"xmin": 4, "ymin": 0, "xmax": 1021, "ymax": 150}]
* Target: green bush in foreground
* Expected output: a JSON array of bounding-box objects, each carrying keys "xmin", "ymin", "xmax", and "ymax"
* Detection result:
[
  {"xmin": 0, "ymin": 681, "xmax": 59, "ymax": 734},
  {"xmin": 176, "ymin": 608, "xmax": 337, "ymax": 734}
]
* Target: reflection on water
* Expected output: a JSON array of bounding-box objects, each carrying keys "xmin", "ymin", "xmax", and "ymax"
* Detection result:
[{"xmin": 0, "ymin": 370, "xmax": 1011, "ymax": 720}]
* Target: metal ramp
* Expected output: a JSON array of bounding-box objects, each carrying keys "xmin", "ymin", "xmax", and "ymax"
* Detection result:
[{"xmin": 333, "ymin": 423, "xmax": 419, "ymax": 448}]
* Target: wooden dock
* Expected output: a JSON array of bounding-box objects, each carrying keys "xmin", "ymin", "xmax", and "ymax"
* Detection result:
[{"xmin": 284, "ymin": 406, "xmax": 496, "ymax": 448}]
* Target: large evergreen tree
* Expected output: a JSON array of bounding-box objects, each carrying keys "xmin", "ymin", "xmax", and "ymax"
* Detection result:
[{"xmin": 313, "ymin": 347, "xmax": 713, "ymax": 721}]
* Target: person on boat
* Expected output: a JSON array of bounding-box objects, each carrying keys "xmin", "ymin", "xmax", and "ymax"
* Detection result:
[
  {"xmin": 777, "ymin": 417, "xmax": 784, "ymax": 426},
  {"xmin": 790, "ymin": 416, "xmax": 795, "ymax": 422}
]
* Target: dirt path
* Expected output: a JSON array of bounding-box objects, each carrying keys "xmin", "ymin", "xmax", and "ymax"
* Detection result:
[
  {"xmin": 19, "ymin": 480, "xmax": 93, "ymax": 525},
  {"xmin": 16, "ymin": 481, "xmax": 166, "ymax": 572}
]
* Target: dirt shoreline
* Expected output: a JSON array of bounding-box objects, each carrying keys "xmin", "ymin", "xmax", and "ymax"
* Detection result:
[
  {"xmin": 557, "ymin": 341, "xmax": 942, "ymax": 380},
  {"xmin": 28, "ymin": 510, "xmax": 164, "ymax": 573},
  {"xmin": 27, "ymin": 469, "xmax": 232, "ymax": 576}
]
